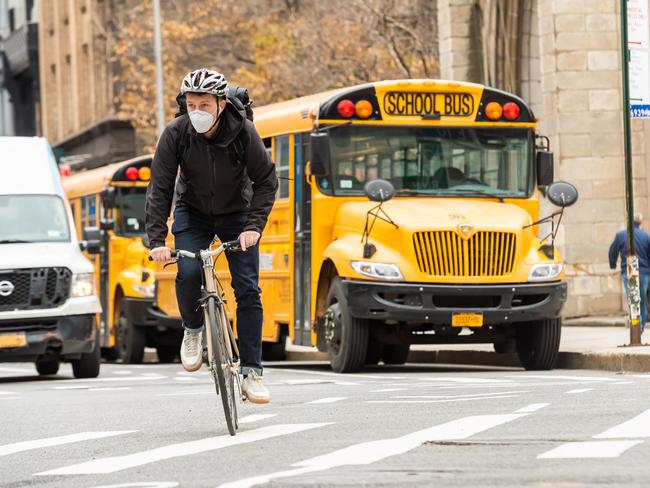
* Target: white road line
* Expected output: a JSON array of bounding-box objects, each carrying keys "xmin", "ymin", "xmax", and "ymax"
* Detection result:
[
  {"xmin": 173, "ymin": 377, "xmax": 199, "ymax": 382},
  {"xmin": 0, "ymin": 397, "xmax": 22, "ymax": 400},
  {"xmin": 612, "ymin": 381, "xmax": 634, "ymax": 385},
  {"xmin": 564, "ymin": 388, "xmax": 593, "ymax": 394},
  {"xmin": 305, "ymin": 397, "xmax": 347, "ymax": 405},
  {"xmin": 156, "ymin": 391, "xmax": 214, "ymax": 397},
  {"xmin": 0, "ymin": 366, "xmax": 31, "ymax": 373},
  {"xmin": 367, "ymin": 394, "xmax": 520, "ymax": 404},
  {"xmin": 64, "ymin": 376, "xmax": 166, "ymax": 383},
  {"xmin": 89, "ymin": 387, "xmax": 132, "ymax": 392},
  {"xmin": 538, "ymin": 441, "xmax": 643, "ymax": 459},
  {"xmin": 239, "ymin": 414, "xmax": 278, "ymax": 424},
  {"xmin": 515, "ymin": 403, "xmax": 549, "ymax": 413},
  {"xmin": 112, "ymin": 371, "xmax": 133, "ymax": 375},
  {"xmin": 35, "ymin": 423, "xmax": 330, "ymax": 476},
  {"xmin": 264, "ymin": 367, "xmax": 403, "ymax": 380},
  {"xmin": 52, "ymin": 385, "xmax": 91, "ymax": 390},
  {"xmin": 0, "ymin": 431, "xmax": 136, "ymax": 457},
  {"xmin": 506, "ymin": 375, "xmax": 616, "ymax": 382},
  {"xmin": 594, "ymin": 409, "xmax": 650, "ymax": 439},
  {"xmin": 391, "ymin": 390, "xmax": 528, "ymax": 400},
  {"xmin": 419, "ymin": 377, "xmax": 512, "ymax": 384},
  {"xmin": 217, "ymin": 413, "xmax": 526, "ymax": 488},
  {"xmin": 369, "ymin": 388, "xmax": 404, "ymax": 393},
  {"xmin": 0, "ymin": 390, "xmax": 16, "ymax": 395}
]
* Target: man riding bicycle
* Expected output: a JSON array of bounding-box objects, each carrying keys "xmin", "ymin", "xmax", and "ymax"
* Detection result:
[{"xmin": 146, "ymin": 68, "xmax": 278, "ymax": 404}]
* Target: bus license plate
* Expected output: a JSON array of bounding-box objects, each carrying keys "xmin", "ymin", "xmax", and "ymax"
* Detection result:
[
  {"xmin": 0, "ymin": 332, "xmax": 27, "ymax": 348},
  {"xmin": 452, "ymin": 313, "xmax": 483, "ymax": 328}
]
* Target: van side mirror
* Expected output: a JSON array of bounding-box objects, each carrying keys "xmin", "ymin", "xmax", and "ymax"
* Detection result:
[
  {"xmin": 82, "ymin": 226, "xmax": 102, "ymax": 255},
  {"xmin": 309, "ymin": 132, "xmax": 331, "ymax": 176},
  {"xmin": 536, "ymin": 151, "xmax": 554, "ymax": 186}
]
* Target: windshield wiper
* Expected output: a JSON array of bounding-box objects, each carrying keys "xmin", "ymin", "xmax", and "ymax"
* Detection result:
[
  {"xmin": 0, "ymin": 239, "xmax": 31, "ymax": 244},
  {"xmin": 437, "ymin": 188, "xmax": 507, "ymax": 201},
  {"xmin": 395, "ymin": 189, "xmax": 430, "ymax": 196}
]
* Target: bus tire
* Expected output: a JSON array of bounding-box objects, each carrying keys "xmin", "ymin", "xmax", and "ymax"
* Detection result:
[
  {"xmin": 382, "ymin": 344, "xmax": 410, "ymax": 365},
  {"xmin": 262, "ymin": 337, "xmax": 287, "ymax": 361},
  {"xmin": 516, "ymin": 318, "xmax": 561, "ymax": 370},
  {"xmin": 325, "ymin": 278, "xmax": 368, "ymax": 373},
  {"xmin": 36, "ymin": 359, "xmax": 59, "ymax": 375},
  {"xmin": 72, "ymin": 335, "xmax": 101, "ymax": 379},
  {"xmin": 156, "ymin": 345, "xmax": 177, "ymax": 363},
  {"xmin": 115, "ymin": 297, "xmax": 145, "ymax": 364}
]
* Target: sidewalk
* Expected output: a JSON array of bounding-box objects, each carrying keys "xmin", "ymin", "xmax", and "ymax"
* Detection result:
[{"xmin": 285, "ymin": 318, "xmax": 650, "ymax": 372}]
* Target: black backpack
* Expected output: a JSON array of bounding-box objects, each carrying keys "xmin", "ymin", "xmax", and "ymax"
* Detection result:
[{"xmin": 174, "ymin": 86, "xmax": 254, "ymax": 165}]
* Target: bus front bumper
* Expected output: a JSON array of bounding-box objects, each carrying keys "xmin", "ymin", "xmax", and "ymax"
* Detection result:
[{"xmin": 342, "ymin": 279, "xmax": 567, "ymax": 326}]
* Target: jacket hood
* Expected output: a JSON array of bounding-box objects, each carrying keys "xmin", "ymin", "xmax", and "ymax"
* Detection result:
[{"xmin": 186, "ymin": 100, "xmax": 245, "ymax": 147}]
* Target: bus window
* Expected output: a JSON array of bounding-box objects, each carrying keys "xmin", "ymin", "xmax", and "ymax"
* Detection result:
[
  {"xmin": 275, "ymin": 135, "xmax": 289, "ymax": 199},
  {"xmin": 115, "ymin": 187, "xmax": 146, "ymax": 235}
]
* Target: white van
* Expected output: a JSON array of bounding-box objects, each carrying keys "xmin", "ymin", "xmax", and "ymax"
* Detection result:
[{"xmin": 0, "ymin": 137, "xmax": 102, "ymax": 377}]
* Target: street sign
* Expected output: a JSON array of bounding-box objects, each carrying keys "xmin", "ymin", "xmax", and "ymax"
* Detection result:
[{"xmin": 628, "ymin": 0, "xmax": 650, "ymax": 118}]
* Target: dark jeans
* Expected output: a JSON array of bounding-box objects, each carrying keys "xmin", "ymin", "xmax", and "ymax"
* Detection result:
[{"xmin": 172, "ymin": 205, "xmax": 263, "ymax": 375}]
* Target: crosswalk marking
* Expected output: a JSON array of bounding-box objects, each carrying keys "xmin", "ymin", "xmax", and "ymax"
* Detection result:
[
  {"xmin": 391, "ymin": 390, "xmax": 528, "ymax": 400},
  {"xmin": 89, "ymin": 387, "xmax": 132, "ymax": 392},
  {"xmin": 419, "ymin": 377, "xmax": 511, "ymax": 384},
  {"xmin": 565, "ymin": 388, "xmax": 593, "ymax": 394},
  {"xmin": 218, "ymin": 413, "xmax": 527, "ymax": 488},
  {"xmin": 515, "ymin": 403, "xmax": 549, "ymax": 413},
  {"xmin": 506, "ymin": 375, "xmax": 616, "ymax": 382},
  {"xmin": 369, "ymin": 388, "xmax": 404, "ymax": 393},
  {"xmin": 0, "ymin": 390, "xmax": 16, "ymax": 395},
  {"xmin": 367, "ymin": 394, "xmax": 520, "ymax": 404},
  {"xmin": 0, "ymin": 431, "xmax": 136, "ymax": 457},
  {"xmin": 239, "ymin": 414, "xmax": 278, "ymax": 424},
  {"xmin": 35, "ymin": 423, "xmax": 330, "ymax": 476},
  {"xmin": 594, "ymin": 409, "xmax": 650, "ymax": 439},
  {"xmin": 305, "ymin": 397, "xmax": 347, "ymax": 404},
  {"xmin": 538, "ymin": 441, "xmax": 643, "ymax": 459}
]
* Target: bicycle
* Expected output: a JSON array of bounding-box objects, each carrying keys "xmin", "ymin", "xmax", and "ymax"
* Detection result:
[{"xmin": 150, "ymin": 239, "xmax": 242, "ymax": 435}]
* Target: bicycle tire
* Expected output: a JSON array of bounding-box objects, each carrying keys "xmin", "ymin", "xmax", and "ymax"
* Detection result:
[{"xmin": 207, "ymin": 297, "xmax": 238, "ymax": 435}]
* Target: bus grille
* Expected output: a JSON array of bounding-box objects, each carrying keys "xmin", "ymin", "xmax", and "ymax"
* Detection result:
[
  {"xmin": 0, "ymin": 268, "xmax": 72, "ymax": 312},
  {"xmin": 413, "ymin": 231, "xmax": 517, "ymax": 277}
]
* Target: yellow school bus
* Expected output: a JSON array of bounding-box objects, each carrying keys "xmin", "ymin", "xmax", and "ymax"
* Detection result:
[
  {"xmin": 154, "ymin": 79, "xmax": 577, "ymax": 372},
  {"xmin": 63, "ymin": 155, "xmax": 181, "ymax": 363}
]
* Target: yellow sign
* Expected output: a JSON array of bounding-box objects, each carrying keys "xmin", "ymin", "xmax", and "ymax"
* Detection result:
[
  {"xmin": 0, "ymin": 332, "xmax": 27, "ymax": 348},
  {"xmin": 383, "ymin": 91, "xmax": 475, "ymax": 117},
  {"xmin": 451, "ymin": 313, "xmax": 484, "ymax": 327}
]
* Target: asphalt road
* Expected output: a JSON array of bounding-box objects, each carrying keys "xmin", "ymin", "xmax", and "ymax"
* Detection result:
[{"xmin": 1, "ymin": 360, "xmax": 649, "ymax": 488}]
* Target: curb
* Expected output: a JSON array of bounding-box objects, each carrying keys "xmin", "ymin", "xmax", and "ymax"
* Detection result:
[{"xmin": 286, "ymin": 348, "xmax": 650, "ymax": 373}]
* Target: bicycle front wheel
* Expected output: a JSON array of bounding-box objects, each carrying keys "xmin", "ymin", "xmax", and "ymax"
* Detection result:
[{"xmin": 207, "ymin": 296, "xmax": 238, "ymax": 435}]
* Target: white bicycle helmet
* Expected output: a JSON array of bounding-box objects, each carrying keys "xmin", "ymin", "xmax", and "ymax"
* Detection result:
[{"xmin": 180, "ymin": 68, "xmax": 228, "ymax": 97}]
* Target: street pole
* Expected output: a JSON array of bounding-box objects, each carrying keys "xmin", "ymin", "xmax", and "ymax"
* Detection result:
[
  {"xmin": 153, "ymin": 0, "xmax": 165, "ymax": 137},
  {"xmin": 620, "ymin": 0, "xmax": 642, "ymax": 345}
]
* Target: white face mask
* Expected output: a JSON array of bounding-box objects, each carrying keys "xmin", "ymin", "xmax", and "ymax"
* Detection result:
[{"xmin": 188, "ymin": 106, "xmax": 218, "ymax": 133}]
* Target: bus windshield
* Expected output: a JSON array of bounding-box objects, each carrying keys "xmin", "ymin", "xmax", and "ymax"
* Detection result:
[
  {"xmin": 0, "ymin": 195, "xmax": 70, "ymax": 243},
  {"xmin": 116, "ymin": 187, "xmax": 146, "ymax": 235},
  {"xmin": 319, "ymin": 126, "xmax": 533, "ymax": 198}
]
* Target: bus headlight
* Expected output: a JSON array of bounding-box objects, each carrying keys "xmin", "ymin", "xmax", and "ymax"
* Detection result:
[
  {"xmin": 350, "ymin": 261, "xmax": 403, "ymax": 281},
  {"xmin": 71, "ymin": 273, "xmax": 94, "ymax": 297},
  {"xmin": 528, "ymin": 263, "xmax": 563, "ymax": 282},
  {"xmin": 132, "ymin": 284, "xmax": 155, "ymax": 298}
]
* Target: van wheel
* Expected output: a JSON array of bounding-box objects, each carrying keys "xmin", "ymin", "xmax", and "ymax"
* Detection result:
[
  {"xmin": 156, "ymin": 345, "xmax": 177, "ymax": 363},
  {"xmin": 325, "ymin": 278, "xmax": 368, "ymax": 373},
  {"xmin": 516, "ymin": 318, "xmax": 562, "ymax": 370},
  {"xmin": 115, "ymin": 297, "xmax": 145, "ymax": 364},
  {"xmin": 36, "ymin": 360, "xmax": 59, "ymax": 375},
  {"xmin": 72, "ymin": 335, "xmax": 101, "ymax": 378},
  {"xmin": 382, "ymin": 344, "xmax": 410, "ymax": 365}
]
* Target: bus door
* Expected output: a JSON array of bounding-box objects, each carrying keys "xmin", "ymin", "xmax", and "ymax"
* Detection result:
[{"xmin": 293, "ymin": 134, "xmax": 312, "ymax": 345}]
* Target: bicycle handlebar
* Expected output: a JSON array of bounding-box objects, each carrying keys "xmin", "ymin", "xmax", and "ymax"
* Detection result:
[{"xmin": 147, "ymin": 239, "xmax": 242, "ymax": 262}]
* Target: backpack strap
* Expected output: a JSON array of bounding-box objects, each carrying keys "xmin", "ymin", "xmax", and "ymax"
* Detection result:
[{"xmin": 175, "ymin": 116, "xmax": 191, "ymax": 166}]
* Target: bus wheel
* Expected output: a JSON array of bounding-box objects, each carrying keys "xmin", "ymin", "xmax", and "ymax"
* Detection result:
[
  {"xmin": 325, "ymin": 278, "xmax": 368, "ymax": 373},
  {"xmin": 156, "ymin": 345, "xmax": 177, "ymax": 363},
  {"xmin": 115, "ymin": 297, "xmax": 145, "ymax": 364},
  {"xmin": 515, "ymin": 318, "xmax": 561, "ymax": 370},
  {"xmin": 35, "ymin": 359, "xmax": 59, "ymax": 375},
  {"xmin": 72, "ymin": 335, "xmax": 101, "ymax": 378},
  {"xmin": 382, "ymin": 344, "xmax": 410, "ymax": 365}
]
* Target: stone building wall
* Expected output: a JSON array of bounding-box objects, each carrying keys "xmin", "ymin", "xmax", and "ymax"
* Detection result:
[{"xmin": 438, "ymin": 0, "xmax": 650, "ymax": 317}]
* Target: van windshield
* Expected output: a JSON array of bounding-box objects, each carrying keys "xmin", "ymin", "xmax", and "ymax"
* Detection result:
[{"xmin": 0, "ymin": 195, "xmax": 70, "ymax": 243}]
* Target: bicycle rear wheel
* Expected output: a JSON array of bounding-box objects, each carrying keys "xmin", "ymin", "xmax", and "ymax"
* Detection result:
[{"xmin": 206, "ymin": 297, "xmax": 238, "ymax": 435}]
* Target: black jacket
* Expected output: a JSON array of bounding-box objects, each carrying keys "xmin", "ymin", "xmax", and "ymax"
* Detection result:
[{"xmin": 145, "ymin": 101, "xmax": 278, "ymax": 249}]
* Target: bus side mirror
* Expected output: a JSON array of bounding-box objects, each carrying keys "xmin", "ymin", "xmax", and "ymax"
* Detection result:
[
  {"xmin": 309, "ymin": 132, "xmax": 331, "ymax": 176},
  {"xmin": 101, "ymin": 187, "xmax": 116, "ymax": 208},
  {"xmin": 547, "ymin": 181, "xmax": 578, "ymax": 207},
  {"xmin": 82, "ymin": 226, "xmax": 102, "ymax": 255},
  {"xmin": 536, "ymin": 151, "xmax": 554, "ymax": 186}
]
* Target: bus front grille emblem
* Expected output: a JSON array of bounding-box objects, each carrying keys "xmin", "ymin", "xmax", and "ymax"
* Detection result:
[{"xmin": 458, "ymin": 223, "xmax": 474, "ymax": 240}]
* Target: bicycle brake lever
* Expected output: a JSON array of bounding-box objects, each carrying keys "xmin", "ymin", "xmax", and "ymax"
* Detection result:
[{"xmin": 162, "ymin": 259, "xmax": 179, "ymax": 269}]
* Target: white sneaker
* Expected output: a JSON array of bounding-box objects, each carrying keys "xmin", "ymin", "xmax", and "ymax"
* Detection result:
[
  {"xmin": 241, "ymin": 371, "xmax": 271, "ymax": 404},
  {"xmin": 180, "ymin": 328, "xmax": 203, "ymax": 372}
]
